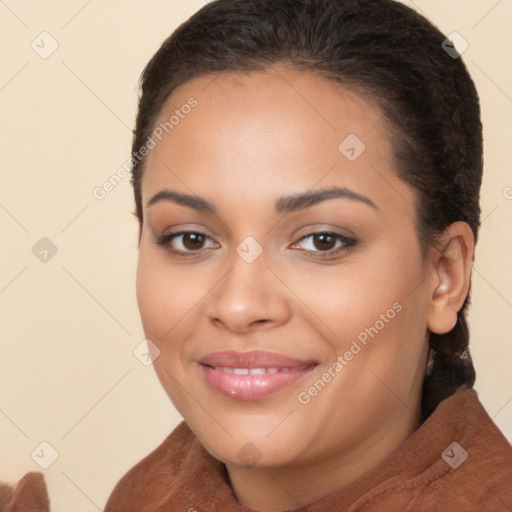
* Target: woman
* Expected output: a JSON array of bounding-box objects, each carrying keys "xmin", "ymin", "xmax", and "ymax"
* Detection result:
[{"xmin": 99, "ymin": 0, "xmax": 512, "ymax": 511}]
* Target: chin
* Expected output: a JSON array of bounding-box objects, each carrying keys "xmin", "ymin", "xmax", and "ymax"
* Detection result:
[{"xmin": 195, "ymin": 424, "xmax": 305, "ymax": 469}]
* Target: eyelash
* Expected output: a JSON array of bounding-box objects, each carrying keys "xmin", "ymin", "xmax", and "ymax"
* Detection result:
[{"xmin": 153, "ymin": 230, "xmax": 357, "ymax": 260}]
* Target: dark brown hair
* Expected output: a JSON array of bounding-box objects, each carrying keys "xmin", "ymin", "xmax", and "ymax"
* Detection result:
[{"xmin": 130, "ymin": 0, "xmax": 482, "ymax": 420}]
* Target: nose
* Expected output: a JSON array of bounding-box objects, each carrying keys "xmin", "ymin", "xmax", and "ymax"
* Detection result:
[{"xmin": 206, "ymin": 249, "xmax": 292, "ymax": 334}]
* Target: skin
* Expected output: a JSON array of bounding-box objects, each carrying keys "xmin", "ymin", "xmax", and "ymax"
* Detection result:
[{"xmin": 135, "ymin": 65, "xmax": 474, "ymax": 512}]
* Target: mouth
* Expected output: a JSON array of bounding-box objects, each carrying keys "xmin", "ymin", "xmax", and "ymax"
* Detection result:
[{"xmin": 198, "ymin": 350, "xmax": 318, "ymax": 401}]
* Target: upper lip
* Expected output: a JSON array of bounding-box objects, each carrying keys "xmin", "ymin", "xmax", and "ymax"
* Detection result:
[{"xmin": 199, "ymin": 350, "xmax": 317, "ymax": 369}]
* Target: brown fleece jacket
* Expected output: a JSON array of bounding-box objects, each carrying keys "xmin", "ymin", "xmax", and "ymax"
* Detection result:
[
  {"xmin": 3, "ymin": 387, "xmax": 511, "ymax": 511},
  {"xmin": 0, "ymin": 472, "xmax": 50, "ymax": 512},
  {"xmin": 103, "ymin": 386, "xmax": 512, "ymax": 512}
]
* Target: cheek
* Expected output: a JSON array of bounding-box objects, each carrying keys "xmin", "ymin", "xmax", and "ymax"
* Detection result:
[
  {"xmin": 287, "ymin": 254, "xmax": 415, "ymax": 342},
  {"xmin": 135, "ymin": 248, "xmax": 204, "ymax": 411},
  {"xmin": 339, "ymin": 250, "xmax": 428, "ymax": 394},
  {"xmin": 288, "ymin": 241, "xmax": 427, "ymax": 377},
  {"xmin": 135, "ymin": 247, "xmax": 206, "ymax": 345}
]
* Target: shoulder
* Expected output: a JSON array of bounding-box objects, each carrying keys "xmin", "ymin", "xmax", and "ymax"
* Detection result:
[
  {"xmin": 0, "ymin": 472, "xmax": 50, "ymax": 512},
  {"xmin": 103, "ymin": 421, "xmax": 197, "ymax": 512},
  {"xmin": 408, "ymin": 387, "xmax": 512, "ymax": 511},
  {"xmin": 441, "ymin": 388, "xmax": 512, "ymax": 509},
  {"xmin": 352, "ymin": 387, "xmax": 512, "ymax": 512}
]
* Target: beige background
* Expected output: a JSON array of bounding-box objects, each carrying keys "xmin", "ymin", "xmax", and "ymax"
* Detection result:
[{"xmin": 1, "ymin": 1, "xmax": 511, "ymax": 510}]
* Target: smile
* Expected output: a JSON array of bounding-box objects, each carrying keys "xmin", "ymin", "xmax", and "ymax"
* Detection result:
[
  {"xmin": 210, "ymin": 366, "xmax": 309, "ymax": 375},
  {"xmin": 198, "ymin": 350, "xmax": 318, "ymax": 400}
]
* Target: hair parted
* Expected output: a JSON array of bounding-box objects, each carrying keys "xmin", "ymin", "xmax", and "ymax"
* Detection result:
[{"xmin": 130, "ymin": 0, "xmax": 482, "ymax": 420}]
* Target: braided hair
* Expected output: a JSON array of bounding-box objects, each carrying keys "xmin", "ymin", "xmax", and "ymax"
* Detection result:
[{"xmin": 130, "ymin": 0, "xmax": 482, "ymax": 421}]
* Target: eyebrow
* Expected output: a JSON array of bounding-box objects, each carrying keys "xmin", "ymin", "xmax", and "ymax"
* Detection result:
[
  {"xmin": 146, "ymin": 186, "xmax": 379, "ymax": 214},
  {"xmin": 275, "ymin": 187, "xmax": 378, "ymax": 213}
]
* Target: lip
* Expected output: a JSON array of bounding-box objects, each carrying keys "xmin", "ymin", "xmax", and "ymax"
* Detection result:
[
  {"xmin": 198, "ymin": 350, "xmax": 318, "ymax": 401},
  {"xmin": 199, "ymin": 350, "xmax": 316, "ymax": 368}
]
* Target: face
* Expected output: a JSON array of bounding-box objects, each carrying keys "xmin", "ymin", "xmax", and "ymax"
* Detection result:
[{"xmin": 136, "ymin": 66, "xmax": 432, "ymax": 471}]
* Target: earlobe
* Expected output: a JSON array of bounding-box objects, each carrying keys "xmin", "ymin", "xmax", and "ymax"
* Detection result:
[{"xmin": 426, "ymin": 222, "xmax": 475, "ymax": 335}]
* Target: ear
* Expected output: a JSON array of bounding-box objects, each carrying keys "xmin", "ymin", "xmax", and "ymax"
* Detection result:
[{"xmin": 427, "ymin": 221, "xmax": 475, "ymax": 334}]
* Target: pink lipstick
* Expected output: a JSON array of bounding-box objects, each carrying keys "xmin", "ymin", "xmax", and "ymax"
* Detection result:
[{"xmin": 198, "ymin": 350, "xmax": 317, "ymax": 400}]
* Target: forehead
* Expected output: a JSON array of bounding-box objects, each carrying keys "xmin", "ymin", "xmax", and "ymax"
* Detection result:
[
  {"xmin": 149, "ymin": 65, "xmax": 386, "ymax": 159},
  {"xmin": 141, "ymin": 66, "xmax": 415, "ymax": 220}
]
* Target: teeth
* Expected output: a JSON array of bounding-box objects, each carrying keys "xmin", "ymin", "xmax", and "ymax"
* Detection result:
[{"xmin": 213, "ymin": 366, "xmax": 300, "ymax": 375}]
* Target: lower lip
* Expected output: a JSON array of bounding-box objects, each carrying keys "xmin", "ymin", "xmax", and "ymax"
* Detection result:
[{"xmin": 200, "ymin": 364, "xmax": 317, "ymax": 401}]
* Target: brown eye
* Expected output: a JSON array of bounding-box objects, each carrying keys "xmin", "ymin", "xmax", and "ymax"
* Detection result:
[
  {"xmin": 154, "ymin": 230, "xmax": 218, "ymax": 254},
  {"xmin": 182, "ymin": 232, "xmax": 206, "ymax": 250},
  {"xmin": 291, "ymin": 231, "xmax": 357, "ymax": 258},
  {"xmin": 312, "ymin": 233, "xmax": 336, "ymax": 251}
]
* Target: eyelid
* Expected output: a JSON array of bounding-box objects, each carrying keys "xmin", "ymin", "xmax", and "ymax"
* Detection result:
[
  {"xmin": 153, "ymin": 229, "xmax": 219, "ymax": 252},
  {"xmin": 289, "ymin": 231, "xmax": 357, "ymax": 254}
]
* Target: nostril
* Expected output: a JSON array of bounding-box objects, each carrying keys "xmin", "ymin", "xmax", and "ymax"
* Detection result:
[{"xmin": 251, "ymin": 319, "xmax": 270, "ymax": 326}]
